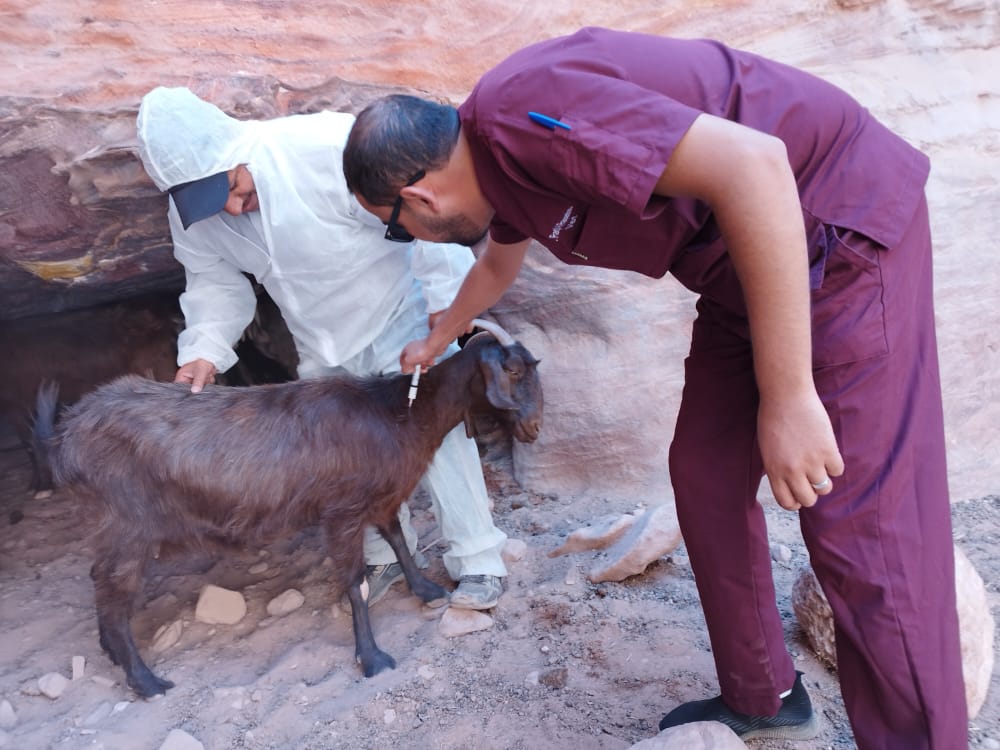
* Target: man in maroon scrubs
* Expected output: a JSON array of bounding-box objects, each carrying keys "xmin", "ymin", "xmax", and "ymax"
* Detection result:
[{"xmin": 343, "ymin": 27, "xmax": 967, "ymax": 748}]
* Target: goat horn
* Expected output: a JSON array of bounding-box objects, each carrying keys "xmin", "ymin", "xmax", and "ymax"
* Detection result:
[{"xmin": 469, "ymin": 318, "xmax": 515, "ymax": 346}]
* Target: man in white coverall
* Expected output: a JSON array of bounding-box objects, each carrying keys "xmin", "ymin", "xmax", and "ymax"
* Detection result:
[{"xmin": 135, "ymin": 86, "xmax": 506, "ymax": 610}]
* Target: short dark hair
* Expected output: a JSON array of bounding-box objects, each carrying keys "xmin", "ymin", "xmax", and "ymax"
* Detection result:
[{"xmin": 343, "ymin": 95, "xmax": 460, "ymax": 206}]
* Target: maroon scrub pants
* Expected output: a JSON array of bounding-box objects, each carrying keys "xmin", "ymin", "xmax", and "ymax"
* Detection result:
[{"xmin": 668, "ymin": 196, "xmax": 968, "ymax": 749}]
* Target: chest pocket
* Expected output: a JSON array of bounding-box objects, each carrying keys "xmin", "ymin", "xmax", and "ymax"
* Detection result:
[{"xmin": 546, "ymin": 205, "xmax": 685, "ymax": 279}]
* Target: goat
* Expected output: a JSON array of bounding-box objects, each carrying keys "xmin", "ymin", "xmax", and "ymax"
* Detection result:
[{"xmin": 34, "ymin": 321, "xmax": 542, "ymax": 698}]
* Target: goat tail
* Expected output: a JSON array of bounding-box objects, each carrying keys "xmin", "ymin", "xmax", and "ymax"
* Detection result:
[{"xmin": 31, "ymin": 380, "xmax": 60, "ymax": 491}]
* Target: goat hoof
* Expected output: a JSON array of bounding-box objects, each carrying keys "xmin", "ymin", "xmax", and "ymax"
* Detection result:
[
  {"xmin": 129, "ymin": 672, "xmax": 174, "ymax": 698},
  {"xmin": 413, "ymin": 581, "xmax": 449, "ymax": 606},
  {"xmin": 359, "ymin": 650, "xmax": 397, "ymax": 678}
]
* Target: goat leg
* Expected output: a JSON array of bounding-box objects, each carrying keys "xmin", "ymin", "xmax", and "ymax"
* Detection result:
[
  {"xmin": 91, "ymin": 553, "xmax": 174, "ymax": 698},
  {"xmin": 340, "ymin": 552, "xmax": 397, "ymax": 677},
  {"xmin": 376, "ymin": 519, "xmax": 449, "ymax": 607}
]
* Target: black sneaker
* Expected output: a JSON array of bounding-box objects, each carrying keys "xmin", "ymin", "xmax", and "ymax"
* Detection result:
[{"xmin": 658, "ymin": 671, "xmax": 819, "ymax": 741}]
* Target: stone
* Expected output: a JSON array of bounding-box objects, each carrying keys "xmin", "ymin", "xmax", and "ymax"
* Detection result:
[
  {"xmin": 151, "ymin": 620, "xmax": 184, "ymax": 653},
  {"xmin": 0, "ymin": 701, "xmax": 15, "ymax": 730},
  {"xmin": 438, "ymin": 608, "xmax": 493, "ymax": 637},
  {"xmin": 266, "ymin": 589, "xmax": 305, "ymax": 617},
  {"xmin": 549, "ymin": 513, "xmax": 638, "ymax": 557},
  {"xmin": 587, "ymin": 506, "xmax": 684, "ymax": 583},
  {"xmin": 501, "ymin": 538, "xmax": 528, "ymax": 563},
  {"xmin": 37, "ymin": 672, "xmax": 69, "ymax": 699},
  {"xmin": 628, "ymin": 721, "xmax": 745, "ymax": 749},
  {"xmin": 791, "ymin": 544, "xmax": 995, "ymax": 718},
  {"xmin": 194, "ymin": 585, "xmax": 246, "ymax": 625},
  {"xmin": 158, "ymin": 728, "xmax": 205, "ymax": 750},
  {"xmin": 71, "ymin": 655, "xmax": 85, "ymax": 681}
]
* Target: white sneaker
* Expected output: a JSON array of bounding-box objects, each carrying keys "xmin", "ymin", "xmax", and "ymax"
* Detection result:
[{"xmin": 449, "ymin": 575, "xmax": 503, "ymax": 610}]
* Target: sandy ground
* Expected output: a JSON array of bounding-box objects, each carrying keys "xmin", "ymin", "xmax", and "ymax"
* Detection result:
[{"xmin": 0, "ymin": 419, "xmax": 997, "ymax": 750}]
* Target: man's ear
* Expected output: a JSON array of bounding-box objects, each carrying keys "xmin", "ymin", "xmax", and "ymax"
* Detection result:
[{"xmin": 401, "ymin": 182, "xmax": 440, "ymax": 215}]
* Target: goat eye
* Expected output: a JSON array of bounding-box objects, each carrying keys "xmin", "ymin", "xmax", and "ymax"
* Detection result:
[{"xmin": 503, "ymin": 367, "xmax": 522, "ymax": 380}]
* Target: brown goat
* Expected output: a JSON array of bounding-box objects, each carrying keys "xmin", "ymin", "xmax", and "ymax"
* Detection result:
[{"xmin": 36, "ymin": 331, "xmax": 542, "ymax": 698}]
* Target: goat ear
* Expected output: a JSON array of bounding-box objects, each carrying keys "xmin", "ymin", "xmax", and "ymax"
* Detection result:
[{"xmin": 479, "ymin": 347, "xmax": 518, "ymax": 410}]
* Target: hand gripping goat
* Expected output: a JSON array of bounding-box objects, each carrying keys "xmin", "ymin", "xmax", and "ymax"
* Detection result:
[{"xmin": 34, "ymin": 320, "xmax": 542, "ymax": 698}]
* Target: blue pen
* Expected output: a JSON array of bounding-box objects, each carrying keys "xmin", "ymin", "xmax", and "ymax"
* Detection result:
[{"xmin": 528, "ymin": 111, "xmax": 571, "ymax": 131}]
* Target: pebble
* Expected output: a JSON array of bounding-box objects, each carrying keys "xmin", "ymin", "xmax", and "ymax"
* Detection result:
[
  {"xmin": 158, "ymin": 728, "xmax": 205, "ymax": 750},
  {"xmin": 152, "ymin": 620, "xmax": 183, "ymax": 653},
  {"xmin": 71, "ymin": 655, "xmax": 85, "ymax": 681},
  {"xmin": 770, "ymin": 543, "xmax": 793, "ymax": 563},
  {"xmin": 38, "ymin": 672, "xmax": 69, "ymax": 699},
  {"xmin": 383, "ymin": 708, "xmax": 397, "ymax": 725},
  {"xmin": 249, "ymin": 562, "xmax": 269, "ymax": 575},
  {"xmin": 266, "ymin": 588, "xmax": 305, "ymax": 617},
  {"xmin": 0, "ymin": 700, "xmax": 15, "ymax": 729},
  {"xmin": 195, "ymin": 585, "xmax": 246, "ymax": 625},
  {"xmin": 501, "ymin": 538, "xmax": 528, "ymax": 563},
  {"xmin": 438, "ymin": 608, "xmax": 493, "ymax": 637}
]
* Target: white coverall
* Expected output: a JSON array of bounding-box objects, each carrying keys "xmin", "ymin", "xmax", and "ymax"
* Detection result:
[{"xmin": 135, "ymin": 87, "xmax": 507, "ymax": 579}]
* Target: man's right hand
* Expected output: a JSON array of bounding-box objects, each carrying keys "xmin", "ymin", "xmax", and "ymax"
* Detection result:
[
  {"xmin": 175, "ymin": 359, "xmax": 218, "ymax": 394},
  {"xmin": 400, "ymin": 338, "xmax": 443, "ymax": 374}
]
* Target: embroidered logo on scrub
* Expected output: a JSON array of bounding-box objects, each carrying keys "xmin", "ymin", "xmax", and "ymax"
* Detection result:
[{"xmin": 549, "ymin": 206, "xmax": 578, "ymax": 241}]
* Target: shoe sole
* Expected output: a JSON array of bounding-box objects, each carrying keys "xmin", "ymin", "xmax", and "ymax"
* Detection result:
[
  {"xmin": 740, "ymin": 713, "xmax": 820, "ymax": 741},
  {"xmin": 448, "ymin": 596, "xmax": 500, "ymax": 611}
]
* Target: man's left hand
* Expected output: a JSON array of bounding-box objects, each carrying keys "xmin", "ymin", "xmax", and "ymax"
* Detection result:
[{"xmin": 758, "ymin": 391, "xmax": 845, "ymax": 510}]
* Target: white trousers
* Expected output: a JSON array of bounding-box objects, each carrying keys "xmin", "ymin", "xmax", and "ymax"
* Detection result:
[{"xmin": 298, "ymin": 284, "xmax": 507, "ymax": 580}]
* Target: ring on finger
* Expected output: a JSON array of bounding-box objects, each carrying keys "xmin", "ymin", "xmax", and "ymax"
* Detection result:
[{"xmin": 810, "ymin": 478, "xmax": 832, "ymax": 491}]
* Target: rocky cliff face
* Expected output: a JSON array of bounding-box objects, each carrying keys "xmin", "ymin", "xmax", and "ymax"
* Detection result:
[{"xmin": 1, "ymin": 0, "xmax": 996, "ymax": 503}]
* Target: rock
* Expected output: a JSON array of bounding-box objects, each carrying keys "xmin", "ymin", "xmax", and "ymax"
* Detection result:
[
  {"xmin": 0, "ymin": 700, "xmax": 15, "ymax": 730},
  {"xmin": 588, "ymin": 506, "xmax": 683, "ymax": 583},
  {"xmin": 158, "ymin": 728, "xmax": 205, "ymax": 750},
  {"xmin": 194, "ymin": 585, "xmax": 246, "ymax": 625},
  {"xmin": 249, "ymin": 562, "xmax": 269, "ymax": 575},
  {"xmin": 791, "ymin": 544, "xmax": 995, "ymax": 718},
  {"xmin": 266, "ymin": 588, "xmax": 305, "ymax": 617},
  {"xmin": 549, "ymin": 513, "xmax": 638, "ymax": 556},
  {"xmin": 37, "ymin": 672, "xmax": 69, "ymax": 699},
  {"xmin": 438, "ymin": 608, "xmax": 493, "ymax": 637},
  {"xmin": 770, "ymin": 543, "xmax": 793, "ymax": 564},
  {"xmin": 628, "ymin": 721, "xmax": 746, "ymax": 749},
  {"xmin": 151, "ymin": 620, "xmax": 184, "ymax": 653},
  {"xmin": 71, "ymin": 655, "xmax": 85, "ymax": 681},
  {"xmin": 954, "ymin": 545, "xmax": 995, "ymax": 718},
  {"xmin": 501, "ymin": 538, "xmax": 528, "ymax": 563}
]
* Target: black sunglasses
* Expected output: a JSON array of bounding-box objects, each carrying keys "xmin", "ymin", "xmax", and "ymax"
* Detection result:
[{"xmin": 384, "ymin": 169, "xmax": 426, "ymax": 243}]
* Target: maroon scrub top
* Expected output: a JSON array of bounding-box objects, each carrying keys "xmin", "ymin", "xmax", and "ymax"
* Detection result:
[{"xmin": 458, "ymin": 27, "xmax": 930, "ymax": 284}]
